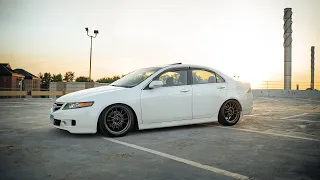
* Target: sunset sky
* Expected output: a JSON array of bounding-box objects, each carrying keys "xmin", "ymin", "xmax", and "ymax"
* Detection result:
[{"xmin": 0, "ymin": 0, "xmax": 319, "ymax": 88}]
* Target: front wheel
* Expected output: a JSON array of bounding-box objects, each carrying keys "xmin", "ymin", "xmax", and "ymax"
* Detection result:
[
  {"xmin": 218, "ymin": 100, "xmax": 241, "ymax": 126},
  {"xmin": 98, "ymin": 104, "xmax": 134, "ymax": 137}
]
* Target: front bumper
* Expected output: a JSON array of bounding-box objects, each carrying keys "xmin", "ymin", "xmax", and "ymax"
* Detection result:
[{"xmin": 49, "ymin": 106, "xmax": 98, "ymax": 134}]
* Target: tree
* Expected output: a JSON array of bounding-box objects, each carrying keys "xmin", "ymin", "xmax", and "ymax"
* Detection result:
[
  {"xmin": 38, "ymin": 72, "xmax": 52, "ymax": 90},
  {"xmin": 75, "ymin": 76, "xmax": 91, "ymax": 82},
  {"xmin": 63, "ymin": 71, "xmax": 75, "ymax": 82},
  {"xmin": 96, "ymin": 75, "xmax": 121, "ymax": 83},
  {"xmin": 51, "ymin": 73, "xmax": 63, "ymax": 82}
]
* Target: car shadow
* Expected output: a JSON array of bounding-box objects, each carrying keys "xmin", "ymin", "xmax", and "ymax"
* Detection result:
[
  {"xmin": 48, "ymin": 128, "xmax": 103, "ymax": 138},
  {"xmin": 47, "ymin": 122, "xmax": 222, "ymax": 138},
  {"xmin": 130, "ymin": 122, "xmax": 221, "ymax": 135}
]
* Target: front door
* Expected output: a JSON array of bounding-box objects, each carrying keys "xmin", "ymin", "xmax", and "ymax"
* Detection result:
[{"xmin": 141, "ymin": 68, "xmax": 192, "ymax": 123}]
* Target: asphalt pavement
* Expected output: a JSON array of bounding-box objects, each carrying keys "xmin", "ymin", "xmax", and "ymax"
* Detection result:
[{"xmin": 0, "ymin": 97, "xmax": 319, "ymax": 180}]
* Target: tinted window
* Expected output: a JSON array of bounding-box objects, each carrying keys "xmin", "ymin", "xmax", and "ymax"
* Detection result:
[
  {"xmin": 216, "ymin": 73, "xmax": 226, "ymax": 83},
  {"xmin": 192, "ymin": 70, "xmax": 217, "ymax": 84},
  {"xmin": 156, "ymin": 70, "xmax": 187, "ymax": 87}
]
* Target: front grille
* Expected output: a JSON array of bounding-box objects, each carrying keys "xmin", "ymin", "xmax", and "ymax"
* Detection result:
[
  {"xmin": 53, "ymin": 102, "xmax": 64, "ymax": 112},
  {"xmin": 53, "ymin": 119, "xmax": 61, "ymax": 126}
]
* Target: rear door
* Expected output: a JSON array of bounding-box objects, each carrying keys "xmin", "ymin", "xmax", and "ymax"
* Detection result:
[{"xmin": 191, "ymin": 68, "xmax": 227, "ymax": 119}]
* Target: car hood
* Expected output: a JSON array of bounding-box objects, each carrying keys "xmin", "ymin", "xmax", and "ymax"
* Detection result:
[{"xmin": 56, "ymin": 85, "xmax": 124, "ymax": 102}]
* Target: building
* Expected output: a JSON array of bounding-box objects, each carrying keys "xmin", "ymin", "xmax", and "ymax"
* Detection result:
[
  {"xmin": 0, "ymin": 63, "xmax": 25, "ymax": 91},
  {"xmin": 14, "ymin": 69, "xmax": 41, "ymax": 91},
  {"xmin": 0, "ymin": 63, "xmax": 40, "ymax": 92}
]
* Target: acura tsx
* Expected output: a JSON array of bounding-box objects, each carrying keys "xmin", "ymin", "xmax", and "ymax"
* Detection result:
[{"xmin": 49, "ymin": 63, "xmax": 253, "ymax": 137}]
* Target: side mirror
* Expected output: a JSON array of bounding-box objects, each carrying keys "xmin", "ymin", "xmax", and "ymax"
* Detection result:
[{"xmin": 149, "ymin": 80, "xmax": 163, "ymax": 89}]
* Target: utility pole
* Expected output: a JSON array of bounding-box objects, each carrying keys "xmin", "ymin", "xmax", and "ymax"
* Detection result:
[{"xmin": 85, "ymin": 27, "xmax": 99, "ymax": 82}]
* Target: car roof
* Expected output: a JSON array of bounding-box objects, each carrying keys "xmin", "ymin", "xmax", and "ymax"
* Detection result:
[{"xmin": 164, "ymin": 63, "xmax": 216, "ymax": 71}]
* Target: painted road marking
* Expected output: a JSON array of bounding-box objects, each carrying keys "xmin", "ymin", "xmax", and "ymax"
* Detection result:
[
  {"xmin": 255, "ymin": 97, "xmax": 320, "ymax": 103},
  {"xmin": 258, "ymin": 97, "xmax": 280, "ymax": 101},
  {"xmin": 280, "ymin": 113, "xmax": 309, "ymax": 120},
  {"xmin": 9, "ymin": 116, "xmax": 38, "ymax": 120},
  {"xmin": 214, "ymin": 126, "xmax": 320, "ymax": 142},
  {"xmin": 0, "ymin": 102, "xmax": 52, "ymax": 104},
  {"xmin": 29, "ymin": 124, "xmax": 51, "ymax": 130},
  {"xmin": 0, "ymin": 106, "xmax": 27, "ymax": 108},
  {"xmin": 0, "ymin": 104, "xmax": 45, "ymax": 107},
  {"xmin": 103, "ymin": 138, "xmax": 249, "ymax": 180},
  {"xmin": 245, "ymin": 114, "xmax": 272, "ymax": 117},
  {"xmin": 294, "ymin": 98, "xmax": 320, "ymax": 103},
  {"xmin": 261, "ymin": 118, "xmax": 319, "ymax": 123}
]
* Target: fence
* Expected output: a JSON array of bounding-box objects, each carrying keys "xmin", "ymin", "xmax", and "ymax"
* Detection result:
[
  {"xmin": 0, "ymin": 82, "xmax": 109, "ymax": 98},
  {"xmin": 252, "ymin": 81, "xmax": 320, "ymax": 90},
  {"xmin": 0, "ymin": 87, "xmax": 48, "ymax": 98}
]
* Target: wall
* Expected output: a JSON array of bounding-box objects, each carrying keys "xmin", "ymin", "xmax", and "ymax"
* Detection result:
[
  {"xmin": 47, "ymin": 82, "xmax": 108, "ymax": 98},
  {"xmin": 66, "ymin": 82, "xmax": 86, "ymax": 92},
  {"xmin": 49, "ymin": 82, "xmax": 65, "ymax": 91},
  {"xmin": 49, "ymin": 82, "xmax": 65, "ymax": 98},
  {"xmin": 49, "ymin": 82, "xmax": 109, "ymax": 91},
  {"xmin": 23, "ymin": 79, "xmax": 32, "ymax": 91},
  {"xmin": 94, "ymin": 82, "xmax": 109, "ymax": 87},
  {"xmin": 253, "ymin": 90, "xmax": 320, "ymax": 99},
  {"xmin": 32, "ymin": 79, "xmax": 40, "ymax": 91},
  {"xmin": 0, "ymin": 76, "xmax": 11, "ymax": 90},
  {"xmin": 11, "ymin": 77, "xmax": 18, "ymax": 90}
]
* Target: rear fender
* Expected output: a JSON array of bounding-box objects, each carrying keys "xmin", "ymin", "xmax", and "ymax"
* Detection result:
[{"xmin": 236, "ymin": 81, "xmax": 251, "ymax": 94}]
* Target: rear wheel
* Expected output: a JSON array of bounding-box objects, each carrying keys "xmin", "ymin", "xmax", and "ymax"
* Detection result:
[
  {"xmin": 98, "ymin": 104, "xmax": 134, "ymax": 137},
  {"xmin": 218, "ymin": 100, "xmax": 241, "ymax": 126}
]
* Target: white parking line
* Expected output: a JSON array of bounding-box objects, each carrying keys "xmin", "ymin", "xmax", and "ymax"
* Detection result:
[
  {"xmin": 9, "ymin": 117, "xmax": 36, "ymax": 120},
  {"xmin": 103, "ymin": 138, "xmax": 249, "ymax": 180},
  {"xmin": 215, "ymin": 126, "xmax": 320, "ymax": 142},
  {"xmin": 261, "ymin": 118, "xmax": 319, "ymax": 123},
  {"xmin": 258, "ymin": 97, "xmax": 280, "ymax": 101},
  {"xmin": 245, "ymin": 114, "xmax": 272, "ymax": 117},
  {"xmin": 0, "ymin": 106, "xmax": 26, "ymax": 108},
  {"xmin": 280, "ymin": 113, "xmax": 309, "ymax": 120},
  {"xmin": 294, "ymin": 98, "xmax": 320, "ymax": 103},
  {"xmin": 256, "ymin": 97, "xmax": 320, "ymax": 103},
  {"xmin": 29, "ymin": 124, "xmax": 51, "ymax": 130}
]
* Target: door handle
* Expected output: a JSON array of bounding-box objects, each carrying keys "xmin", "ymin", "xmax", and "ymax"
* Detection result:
[
  {"xmin": 180, "ymin": 89, "xmax": 190, "ymax": 92},
  {"xmin": 217, "ymin": 86, "xmax": 226, "ymax": 89}
]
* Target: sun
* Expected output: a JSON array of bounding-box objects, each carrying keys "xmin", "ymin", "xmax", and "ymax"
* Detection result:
[{"xmin": 237, "ymin": 72, "xmax": 271, "ymax": 89}]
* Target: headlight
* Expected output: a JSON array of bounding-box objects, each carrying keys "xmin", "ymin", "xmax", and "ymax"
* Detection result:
[{"xmin": 63, "ymin": 102, "xmax": 94, "ymax": 110}]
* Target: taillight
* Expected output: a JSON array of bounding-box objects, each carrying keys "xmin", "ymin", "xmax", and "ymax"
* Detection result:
[{"xmin": 247, "ymin": 88, "xmax": 252, "ymax": 93}]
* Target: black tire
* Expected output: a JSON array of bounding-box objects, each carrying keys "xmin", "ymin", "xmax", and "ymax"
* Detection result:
[
  {"xmin": 98, "ymin": 104, "xmax": 134, "ymax": 137},
  {"xmin": 218, "ymin": 100, "xmax": 241, "ymax": 126}
]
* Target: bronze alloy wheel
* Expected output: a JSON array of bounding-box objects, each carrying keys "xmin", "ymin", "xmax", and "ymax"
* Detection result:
[
  {"xmin": 99, "ymin": 104, "xmax": 134, "ymax": 137},
  {"xmin": 218, "ymin": 100, "xmax": 241, "ymax": 126}
]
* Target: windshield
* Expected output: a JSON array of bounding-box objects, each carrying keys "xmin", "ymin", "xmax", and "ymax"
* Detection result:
[{"xmin": 110, "ymin": 67, "xmax": 162, "ymax": 87}]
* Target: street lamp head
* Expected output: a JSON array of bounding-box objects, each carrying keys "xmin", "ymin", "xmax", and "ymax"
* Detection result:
[
  {"xmin": 94, "ymin": 30, "xmax": 99, "ymax": 34},
  {"xmin": 85, "ymin": 27, "xmax": 89, "ymax": 32}
]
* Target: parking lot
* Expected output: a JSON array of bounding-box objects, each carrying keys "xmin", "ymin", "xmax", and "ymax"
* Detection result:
[{"xmin": 0, "ymin": 97, "xmax": 320, "ymax": 180}]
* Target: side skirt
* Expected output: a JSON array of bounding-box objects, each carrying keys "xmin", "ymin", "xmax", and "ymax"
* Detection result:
[{"xmin": 138, "ymin": 117, "xmax": 218, "ymax": 130}]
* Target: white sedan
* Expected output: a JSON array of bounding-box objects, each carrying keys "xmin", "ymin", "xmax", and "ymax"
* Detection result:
[{"xmin": 49, "ymin": 63, "xmax": 253, "ymax": 137}]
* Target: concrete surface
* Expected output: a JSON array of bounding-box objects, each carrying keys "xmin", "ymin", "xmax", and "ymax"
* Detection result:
[
  {"xmin": 253, "ymin": 89, "xmax": 320, "ymax": 99},
  {"xmin": 0, "ymin": 97, "xmax": 320, "ymax": 180}
]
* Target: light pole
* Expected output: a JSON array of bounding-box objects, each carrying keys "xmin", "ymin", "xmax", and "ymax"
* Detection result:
[{"xmin": 85, "ymin": 27, "xmax": 99, "ymax": 82}]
